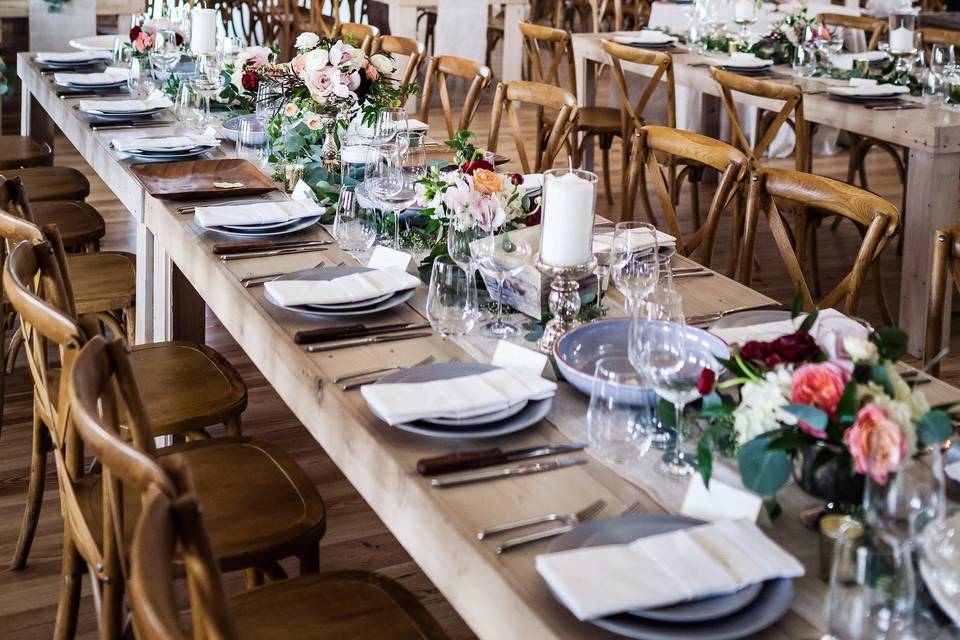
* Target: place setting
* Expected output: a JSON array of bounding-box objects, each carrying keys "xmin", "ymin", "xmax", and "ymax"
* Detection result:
[
  {"xmin": 193, "ymin": 198, "xmax": 325, "ymax": 238},
  {"xmin": 705, "ymin": 52, "xmax": 774, "ymax": 76},
  {"xmin": 52, "ymin": 66, "xmax": 129, "ymax": 91},
  {"xmin": 611, "ymin": 30, "xmax": 679, "ymax": 49},
  {"xmin": 36, "ymin": 49, "xmax": 111, "ymax": 71},
  {"xmin": 78, "ymin": 89, "xmax": 173, "ymax": 122}
]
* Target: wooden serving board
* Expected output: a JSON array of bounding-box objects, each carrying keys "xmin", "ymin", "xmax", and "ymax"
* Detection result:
[{"xmin": 128, "ymin": 159, "xmax": 279, "ymax": 201}]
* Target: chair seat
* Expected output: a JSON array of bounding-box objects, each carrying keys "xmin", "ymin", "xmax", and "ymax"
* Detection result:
[
  {"xmin": 32, "ymin": 200, "xmax": 106, "ymax": 249},
  {"xmin": 66, "ymin": 251, "xmax": 136, "ymax": 316},
  {"xmin": 547, "ymin": 106, "xmax": 622, "ymax": 134},
  {"xmin": 3, "ymin": 167, "xmax": 90, "ymax": 202},
  {"xmin": 0, "ymin": 136, "xmax": 52, "ymax": 170},
  {"xmin": 76, "ymin": 436, "xmax": 325, "ymax": 571},
  {"xmin": 229, "ymin": 571, "xmax": 446, "ymax": 640}
]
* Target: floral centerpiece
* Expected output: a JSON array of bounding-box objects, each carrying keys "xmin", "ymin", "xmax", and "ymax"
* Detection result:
[
  {"xmin": 218, "ymin": 45, "xmax": 274, "ymax": 112},
  {"xmin": 255, "ymin": 32, "xmax": 416, "ymax": 170},
  {"xmin": 696, "ymin": 305, "xmax": 955, "ymax": 512},
  {"xmin": 129, "ymin": 18, "xmax": 188, "ymax": 53}
]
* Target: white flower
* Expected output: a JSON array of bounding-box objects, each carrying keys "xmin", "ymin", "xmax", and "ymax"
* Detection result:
[
  {"xmin": 295, "ymin": 32, "xmax": 321, "ymax": 51},
  {"xmin": 304, "ymin": 114, "xmax": 323, "ymax": 130},
  {"xmin": 732, "ymin": 367, "xmax": 796, "ymax": 445},
  {"xmin": 370, "ymin": 53, "xmax": 394, "ymax": 74},
  {"xmin": 301, "ymin": 48, "xmax": 331, "ymax": 75},
  {"xmin": 843, "ymin": 335, "xmax": 879, "ymax": 362},
  {"xmin": 230, "ymin": 46, "xmax": 272, "ymax": 90},
  {"xmin": 283, "ymin": 102, "xmax": 300, "ymax": 118}
]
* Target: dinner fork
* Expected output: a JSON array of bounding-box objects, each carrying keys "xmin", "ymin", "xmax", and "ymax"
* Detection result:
[
  {"xmin": 495, "ymin": 500, "xmax": 607, "ymax": 554},
  {"xmin": 340, "ymin": 356, "xmax": 460, "ymax": 391},
  {"xmin": 620, "ymin": 501, "xmax": 643, "ymax": 517},
  {"xmin": 478, "ymin": 499, "xmax": 606, "ymax": 541}
]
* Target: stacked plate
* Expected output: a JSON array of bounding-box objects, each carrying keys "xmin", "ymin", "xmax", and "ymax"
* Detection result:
[
  {"xmin": 115, "ymin": 137, "xmax": 219, "ymax": 164},
  {"xmin": 370, "ymin": 363, "xmax": 554, "ymax": 438},
  {"xmin": 264, "ymin": 266, "xmax": 414, "ymax": 318},
  {"xmin": 612, "ymin": 30, "xmax": 678, "ymax": 49},
  {"xmin": 55, "ymin": 69, "xmax": 128, "ymax": 91},
  {"xmin": 709, "ymin": 54, "xmax": 774, "ymax": 76},
  {"xmin": 826, "ymin": 83, "xmax": 910, "ymax": 103},
  {"xmin": 547, "ymin": 515, "xmax": 794, "ymax": 639},
  {"xmin": 38, "ymin": 50, "xmax": 111, "ymax": 68},
  {"xmin": 68, "ymin": 35, "xmax": 120, "ymax": 52}
]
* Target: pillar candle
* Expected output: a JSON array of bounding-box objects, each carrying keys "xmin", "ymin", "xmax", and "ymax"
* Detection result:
[
  {"xmin": 191, "ymin": 8, "xmax": 218, "ymax": 54},
  {"xmin": 888, "ymin": 26, "xmax": 914, "ymax": 54},
  {"xmin": 734, "ymin": 0, "xmax": 755, "ymax": 22},
  {"xmin": 539, "ymin": 170, "xmax": 597, "ymax": 267}
]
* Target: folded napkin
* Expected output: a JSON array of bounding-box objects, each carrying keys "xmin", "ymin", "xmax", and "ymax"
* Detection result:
[
  {"xmin": 520, "ymin": 173, "xmax": 543, "ymax": 194},
  {"xmin": 828, "ymin": 50, "xmax": 889, "ymax": 71},
  {"xmin": 710, "ymin": 308, "xmax": 864, "ymax": 345},
  {"xmin": 112, "ymin": 133, "xmax": 219, "ymax": 155},
  {"xmin": 400, "ymin": 118, "xmax": 429, "ymax": 132},
  {"xmin": 612, "ymin": 30, "xmax": 677, "ymax": 45},
  {"xmin": 593, "ymin": 228, "xmax": 676, "ymax": 254},
  {"xmin": 55, "ymin": 66, "xmax": 128, "ymax": 86},
  {"xmin": 536, "ymin": 519, "xmax": 804, "ymax": 620},
  {"xmin": 80, "ymin": 89, "xmax": 173, "ymax": 114},
  {"xmin": 266, "ymin": 267, "xmax": 418, "ymax": 309},
  {"xmin": 828, "ymin": 78, "xmax": 910, "ymax": 97},
  {"xmin": 194, "ymin": 200, "xmax": 320, "ymax": 229},
  {"xmin": 710, "ymin": 52, "xmax": 774, "ymax": 69},
  {"xmin": 38, "ymin": 50, "xmax": 112, "ymax": 63},
  {"xmin": 361, "ymin": 367, "xmax": 557, "ymax": 425}
]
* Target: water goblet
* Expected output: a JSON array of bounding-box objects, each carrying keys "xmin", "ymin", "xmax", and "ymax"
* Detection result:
[
  {"xmin": 587, "ymin": 356, "xmax": 652, "ymax": 465},
  {"xmin": 235, "ymin": 118, "xmax": 260, "ymax": 160},
  {"xmin": 149, "ymin": 30, "xmax": 180, "ymax": 84},
  {"xmin": 191, "ymin": 54, "xmax": 223, "ymax": 126},
  {"xmin": 255, "ymin": 82, "xmax": 280, "ymax": 167},
  {"xmin": 427, "ymin": 256, "xmax": 479, "ymax": 337},
  {"xmin": 127, "ymin": 58, "xmax": 156, "ymax": 98},
  {"xmin": 333, "ymin": 187, "xmax": 379, "ymax": 255},
  {"xmin": 447, "ymin": 223, "xmax": 491, "ymax": 274},
  {"xmin": 611, "ymin": 221, "xmax": 659, "ymax": 314},
  {"xmin": 474, "ymin": 234, "xmax": 532, "ymax": 338}
]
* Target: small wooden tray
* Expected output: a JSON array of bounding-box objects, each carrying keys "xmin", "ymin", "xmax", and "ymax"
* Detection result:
[{"xmin": 128, "ymin": 159, "xmax": 279, "ymax": 201}]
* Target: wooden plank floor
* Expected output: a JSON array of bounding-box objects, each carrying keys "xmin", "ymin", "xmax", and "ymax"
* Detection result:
[{"xmin": 2, "ymin": 51, "xmax": 959, "ymax": 639}]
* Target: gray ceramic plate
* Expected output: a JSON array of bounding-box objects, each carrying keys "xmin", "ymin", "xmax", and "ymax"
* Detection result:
[
  {"xmin": 548, "ymin": 515, "xmax": 794, "ymax": 639},
  {"xmin": 374, "ymin": 363, "xmax": 553, "ymax": 438},
  {"xmin": 264, "ymin": 265, "xmax": 415, "ymax": 318},
  {"xmin": 210, "ymin": 215, "xmax": 322, "ymax": 239}
]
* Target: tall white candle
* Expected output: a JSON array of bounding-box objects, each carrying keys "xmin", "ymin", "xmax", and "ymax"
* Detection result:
[
  {"xmin": 190, "ymin": 8, "xmax": 217, "ymax": 54},
  {"xmin": 734, "ymin": 0, "xmax": 755, "ymax": 22},
  {"xmin": 540, "ymin": 170, "xmax": 597, "ymax": 267},
  {"xmin": 888, "ymin": 26, "xmax": 915, "ymax": 54}
]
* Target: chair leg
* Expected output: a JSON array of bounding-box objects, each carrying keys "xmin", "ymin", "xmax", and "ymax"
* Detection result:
[
  {"xmin": 300, "ymin": 543, "xmax": 320, "ymax": 575},
  {"xmin": 53, "ymin": 530, "xmax": 83, "ymax": 640},
  {"xmin": 245, "ymin": 568, "xmax": 265, "ymax": 588},
  {"xmin": 11, "ymin": 409, "xmax": 49, "ymax": 570},
  {"xmin": 101, "ymin": 573, "xmax": 124, "ymax": 640},
  {"xmin": 600, "ymin": 135, "xmax": 613, "ymax": 205},
  {"xmin": 224, "ymin": 414, "xmax": 242, "ymax": 437},
  {"xmin": 873, "ymin": 259, "xmax": 894, "ymax": 327}
]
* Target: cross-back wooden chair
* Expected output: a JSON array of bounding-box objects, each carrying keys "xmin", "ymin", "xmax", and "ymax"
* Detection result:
[
  {"xmin": 522, "ymin": 22, "xmax": 622, "ymax": 204},
  {"xmin": 487, "ymin": 80, "xmax": 579, "ymax": 174},
  {"xmin": 818, "ymin": 13, "xmax": 888, "ymax": 51},
  {"xmin": 268, "ymin": 0, "xmax": 340, "ymax": 59},
  {"xmin": 925, "ymin": 226, "xmax": 960, "ymax": 377},
  {"xmin": 336, "ymin": 21, "xmax": 380, "ymax": 54},
  {"xmin": 920, "ymin": 26, "xmax": 960, "ymax": 52},
  {"xmin": 631, "ymin": 126, "xmax": 747, "ymax": 273},
  {"xmin": 417, "ymin": 55, "xmax": 493, "ymax": 140},
  {"xmin": 5, "ymin": 237, "xmax": 327, "ymax": 638},
  {"xmin": 63, "ymin": 335, "xmax": 448, "ymax": 640},
  {"xmin": 741, "ymin": 167, "xmax": 900, "ymax": 316},
  {"xmin": 372, "ymin": 35, "xmax": 425, "ymax": 87}
]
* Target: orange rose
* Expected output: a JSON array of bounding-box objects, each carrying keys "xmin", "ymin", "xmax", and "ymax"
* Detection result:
[
  {"xmin": 790, "ymin": 362, "xmax": 849, "ymax": 438},
  {"xmin": 472, "ymin": 168, "xmax": 503, "ymax": 195},
  {"xmin": 844, "ymin": 404, "xmax": 907, "ymax": 485}
]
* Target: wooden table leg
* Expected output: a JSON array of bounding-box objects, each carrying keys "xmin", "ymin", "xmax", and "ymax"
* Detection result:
[
  {"xmin": 135, "ymin": 223, "xmax": 155, "ymax": 343},
  {"xmin": 899, "ymin": 149, "xmax": 960, "ymax": 356},
  {"xmin": 501, "ymin": 3, "xmax": 526, "ymax": 82},
  {"xmin": 152, "ymin": 244, "xmax": 206, "ymax": 344}
]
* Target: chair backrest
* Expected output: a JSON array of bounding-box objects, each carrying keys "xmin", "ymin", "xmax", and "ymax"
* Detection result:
[
  {"xmin": 372, "ymin": 35, "xmax": 425, "ymax": 87},
  {"xmin": 602, "ymin": 39, "xmax": 675, "ymax": 130},
  {"xmin": 336, "ymin": 21, "xmax": 380, "ymax": 54},
  {"xmin": 925, "ymin": 226, "xmax": 960, "ymax": 376},
  {"xmin": 818, "ymin": 13, "xmax": 888, "ymax": 50},
  {"xmin": 520, "ymin": 21, "xmax": 576, "ymax": 96},
  {"xmin": 417, "ymin": 55, "xmax": 492, "ymax": 139},
  {"xmin": 268, "ymin": 0, "xmax": 339, "ymax": 59},
  {"xmin": 920, "ymin": 26, "xmax": 960, "ymax": 50},
  {"xmin": 711, "ymin": 68, "xmax": 807, "ymax": 172},
  {"xmin": 741, "ymin": 167, "xmax": 900, "ymax": 315},
  {"xmin": 487, "ymin": 80, "xmax": 579, "ymax": 173},
  {"xmin": 216, "ymin": 0, "xmax": 268, "ymax": 46},
  {"xmin": 560, "ymin": 0, "xmax": 601, "ymax": 32},
  {"xmin": 631, "ymin": 126, "xmax": 747, "ymax": 270}
]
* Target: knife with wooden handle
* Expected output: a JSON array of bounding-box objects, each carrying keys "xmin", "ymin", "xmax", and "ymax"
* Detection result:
[
  {"xmin": 416, "ymin": 443, "xmax": 587, "ymax": 476},
  {"xmin": 305, "ymin": 331, "xmax": 432, "ymax": 353},
  {"xmin": 212, "ymin": 239, "xmax": 331, "ymax": 255},
  {"xmin": 294, "ymin": 321, "xmax": 430, "ymax": 345}
]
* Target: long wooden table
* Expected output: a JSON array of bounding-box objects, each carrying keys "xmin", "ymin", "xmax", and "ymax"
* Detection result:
[
  {"xmin": 571, "ymin": 32, "xmax": 960, "ymax": 357},
  {"xmin": 16, "ymin": 51, "xmax": 960, "ymax": 639}
]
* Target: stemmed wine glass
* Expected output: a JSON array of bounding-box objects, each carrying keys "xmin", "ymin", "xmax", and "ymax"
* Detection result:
[
  {"xmin": 591, "ymin": 222, "xmax": 615, "ymax": 306},
  {"xmin": 611, "ymin": 221, "xmax": 659, "ymax": 314},
  {"xmin": 426, "ymin": 256, "xmax": 478, "ymax": 337},
  {"xmin": 149, "ymin": 30, "xmax": 180, "ymax": 85},
  {"xmin": 191, "ymin": 54, "xmax": 223, "ymax": 126},
  {"xmin": 255, "ymin": 82, "xmax": 280, "ymax": 167},
  {"xmin": 365, "ymin": 143, "xmax": 417, "ymax": 250},
  {"xmin": 127, "ymin": 57, "xmax": 156, "ymax": 99},
  {"xmin": 333, "ymin": 187, "xmax": 378, "ymax": 256},
  {"xmin": 474, "ymin": 234, "xmax": 532, "ymax": 338}
]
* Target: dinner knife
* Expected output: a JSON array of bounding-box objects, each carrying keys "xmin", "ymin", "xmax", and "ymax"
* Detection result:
[
  {"xmin": 416, "ymin": 443, "xmax": 588, "ymax": 476},
  {"xmin": 92, "ymin": 121, "xmax": 174, "ymax": 131},
  {"xmin": 59, "ymin": 90, "xmax": 129, "ymax": 99},
  {"xmin": 294, "ymin": 321, "xmax": 431, "ymax": 345},
  {"xmin": 430, "ymin": 458, "xmax": 587, "ymax": 488},
  {"xmin": 212, "ymin": 239, "xmax": 332, "ymax": 256},
  {"xmin": 219, "ymin": 246, "xmax": 329, "ymax": 261},
  {"xmin": 306, "ymin": 331, "xmax": 432, "ymax": 353}
]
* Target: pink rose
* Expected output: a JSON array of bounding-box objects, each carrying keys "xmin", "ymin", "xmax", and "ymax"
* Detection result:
[
  {"xmin": 291, "ymin": 54, "xmax": 307, "ymax": 75},
  {"xmin": 364, "ymin": 63, "xmax": 379, "ymax": 81},
  {"xmin": 791, "ymin": 362, "xmax": 849, "ymax": 438},
  {"xmin": 845, "ymin": 404, "xmax": 908, "ymax": 485}
]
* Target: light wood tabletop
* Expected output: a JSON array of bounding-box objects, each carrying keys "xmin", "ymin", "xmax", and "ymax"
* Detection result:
[
  {"xmin": 17, "ymin": 50, "xmax": 960, "ymax": 640},
  {"xmin": 570, "ymin": 32, "xmax": 960, "ymax": 357},
  {"xmin": 0, "ymin": 0, "xmax": 144, "ymax": 18}
]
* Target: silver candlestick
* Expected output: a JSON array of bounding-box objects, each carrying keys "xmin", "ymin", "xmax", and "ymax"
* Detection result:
[{"xmin": 535, "ymin": 255, "xmax": 598, "ymax": 353}]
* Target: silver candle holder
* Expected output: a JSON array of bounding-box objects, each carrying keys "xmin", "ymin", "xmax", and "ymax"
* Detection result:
[{"xmin": 535, "ymin": 256, "xmax": 598, "ymax": 353}]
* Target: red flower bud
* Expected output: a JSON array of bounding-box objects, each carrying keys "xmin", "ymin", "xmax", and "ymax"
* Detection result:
[
  {"xmin": 696, "ymin": 368, "xmax": 716, "ymax": 396},
  {"xmin": 511, "ymin": 173, "xmax": 524, "ymax": 185},
  {"xmin": 129, "ymin": 25, "xmax": 142, "ymax": 42},
  {"xmin": 241, "ymin": 70, "xmax": 259, "ymax": 92},
  {"xmin": 460, "ymin": 159, "xmax": 495, "ymax": 175}
]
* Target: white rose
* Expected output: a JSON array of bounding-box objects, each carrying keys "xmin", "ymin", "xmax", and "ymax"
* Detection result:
[
  {"xmin": 304, "ymin": 114, "xmax": 324, "ymax": 130},
  {"xmin": 302, "ymin": 47, "xmax": 330, "ymax": 74},
  {"xmin": 295, "ymin": 32, "xmax": 321, "ymax": 51},
  {"xmin": 348, "ymin": 47, "xmax": 366, "ymax": 71},
  {"xmin": 843, "ymin": 335, "xmax": 878, "ymax": 362},
  {"xmin": 283, "ymin": 102, "xmax": 300, "ymax": 118},
  {"xmin": 370, "ymin": 53, "xmax": 394, "ymax": 74},
  {"xmin": 731, "ymin": 368, "xmax": 795, "ymax": 445}
]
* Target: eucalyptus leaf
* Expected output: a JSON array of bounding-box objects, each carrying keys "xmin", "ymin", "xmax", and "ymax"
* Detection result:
[
  {"xmin": 783, "ymin": 404, "xmax": 828, "ymax": 432},
  {"xmin": 918, "ymin": 410, "xmax": 953, "ymax": 447},
  {"xmin": 738, "ymin": 436, "xmax": 791, "ymax": 496}
]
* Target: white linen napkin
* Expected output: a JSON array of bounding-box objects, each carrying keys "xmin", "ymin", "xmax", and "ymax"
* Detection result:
[
  {"xmin": 535, "ymin": 519, "xmax": 804, "ymax": 620},
  {"xmin": 38, "ymin": 50, "xmax": 112, "ymax": 63},
  {"xmin": 265, "ymin": 267, "xmax": 419, "ymax": 308},
  {"xmin": 828, "ymin": 78, "xmax": 910, "ymax": 97},
  {"xmin": 520, "ymin": 173, "xmax": 543, "ymax": 195},
  {"xmin": 80, "ymin": 89, "xmax": 173, "ymax": 114},
  {"xmin": 709, "ymin": 52, "xmax": 774, "ymax": 69},
  {"xmin": 592, "ymin": 229, "xmax": 676, "ymax": 254},
  {"xmin": 361, "ymin": 367, "xmax": 557, "ymax": 425},
  {"xmin": 194, "ymin": 200, "xmax": 322, "ymax": 229},
  {"xmin": 55, "ymin": 66, "xmax": 129, "ymax": 86},
  {"xmin": 612, "ymin": 30, "xmax": 677, "ymax": 45},
  {"xmin": 112, "ymin": 133, "xmax": 219, "ymax": 155},
  {"xmin": 828, "ymin": 50, "xmax": 889, "ymax": 71},
  {"xmin": 710, "ymin": 308, "xmax": 862, "ymax": 344}
]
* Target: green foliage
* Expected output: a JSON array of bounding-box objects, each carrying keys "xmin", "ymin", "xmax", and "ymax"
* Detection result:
[
  {"xmin": 445, "ymin": 130, "xmax": 486, "ymax": 165},
  {"xmin": 918, "ymin": 410, "xmax": 953, "ymax": 448},
  {"xmin": 738, "ymin": 435, "xmax": 792, "ymax": 496},
  {"xmin": 870, "ymin": 327, "xmax": 909, "ymax": 362},
  {"xmin": 782, "ymin": 404, "xmax": 828, "ymax": 433}
]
